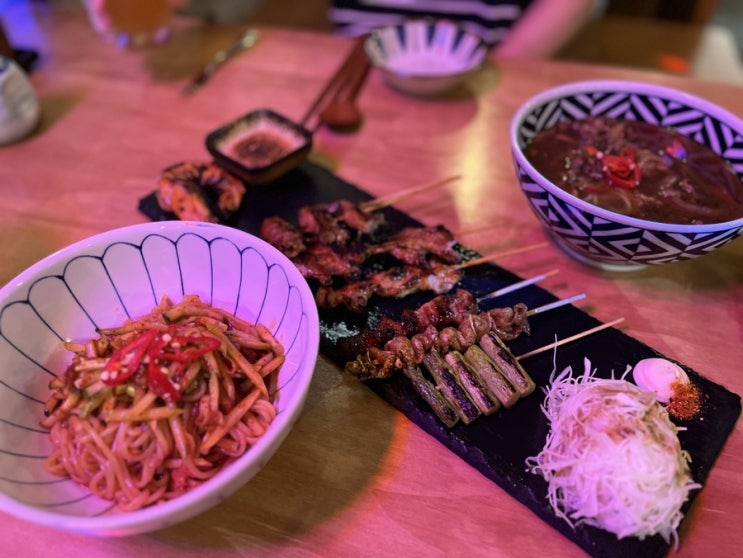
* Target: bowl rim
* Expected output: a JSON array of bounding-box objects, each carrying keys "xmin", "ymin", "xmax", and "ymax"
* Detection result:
[
  {"xmin": 364, "ymin": 18, "xmax": 488, "ymax": 80},
  {"xmin": 0, "ymin": 220, "xmax": 320, "ymax": 535},
  {"xmin": 510, "ymin": 79, "xmax": 743, "ymax": 233}
]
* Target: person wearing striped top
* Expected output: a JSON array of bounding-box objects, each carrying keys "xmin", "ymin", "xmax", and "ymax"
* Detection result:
[{"xmin": 328, "ymin": 0, "xmax": 603, "ymax": 58}]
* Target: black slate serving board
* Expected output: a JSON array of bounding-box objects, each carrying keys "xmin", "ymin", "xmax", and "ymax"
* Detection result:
[{"xmin": 140, "ymin": 161, "xmax": 741, "ymax": 558}]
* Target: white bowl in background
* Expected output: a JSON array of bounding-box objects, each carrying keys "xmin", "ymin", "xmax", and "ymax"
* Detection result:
[{"xmin": 364, "ymin": 19, "xmax": 487, "ymax": 96}]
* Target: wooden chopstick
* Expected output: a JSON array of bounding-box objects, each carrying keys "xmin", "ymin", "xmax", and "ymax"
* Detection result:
[{"xmin": 300, "ymin": 36, "xmax": 366, "ymax": 131}]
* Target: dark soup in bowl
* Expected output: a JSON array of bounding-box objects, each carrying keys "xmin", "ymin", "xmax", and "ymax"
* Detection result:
[{"xmin": 524, "ymin": 116, "xmax": 743, "ymax": 224}]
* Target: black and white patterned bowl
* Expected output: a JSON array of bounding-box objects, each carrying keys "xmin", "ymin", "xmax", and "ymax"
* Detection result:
[
  {"xmin": 511, "ymin": 80, "xmax": 743, "ymax": 271},
  {"xmin": 0, "ymin": 221, "xmax": 319, "ymax": 536},
  {"xmin": 364, "ymin": 19, "xmax": 487, "ymax": 96}
]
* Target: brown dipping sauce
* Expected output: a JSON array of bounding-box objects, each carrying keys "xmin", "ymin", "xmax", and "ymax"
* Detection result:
[
  {"xmin": 524, "ymin": 116, "xmax": 743, "ymax": 224},
  {"xmin": 229, "ymin": 131, "xmax": 295, "ymax": 168}
]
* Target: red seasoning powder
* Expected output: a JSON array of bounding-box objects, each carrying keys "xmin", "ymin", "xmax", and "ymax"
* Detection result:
[{"xmin": 667, "ymin": 379, "xmax": 701, "ymax": 420}]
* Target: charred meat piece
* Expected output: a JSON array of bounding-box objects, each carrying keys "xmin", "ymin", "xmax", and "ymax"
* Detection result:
[
  {"xmin": 336, "ymin": 317, "xmax": 408, "ymax": 363},
  {"xmin": 344, "ymin": 346, "xmax": 398, "ymax": 380},
  {"xmin": 371, "ymin": 263, "xmax": 460, "ymax": 299},
  {"xmin": 484, "ymin": 303, "xmax": 531, "ymax": 340},
  {"xmin": 344, "ymin": 324, "xmax": 439, "ymax": 380},
  {"xmin": 298, "ymin": 199, "xmax": 385, "ymax": 244},
  {"xmin": 315, "ymin": 280, "xmax": 375, "ymax": 313},
  {"xmin": 260, "ymin": 216, "xmax": 306, "ymax": 258},
  {"xmin": 315, "ymin": 263, "xmax": 463, "ymax": 312},
  {"xmin": 367, "ymin": 225, "xmax": 461, "ymax": 265},
  {"xmin": 298, "ymin": 204, "xmax": 352, "ymax": 245},
  {"xmin": 400, "ymin": 288, "xmax": 479, "ymax": 333},
  {"xmin": 294, "ymin": 243, "xmax": 363, "ymax": 286},
  {"xmin": 329, "ymin": 199, "xmax": 385, "ymax": 234}
]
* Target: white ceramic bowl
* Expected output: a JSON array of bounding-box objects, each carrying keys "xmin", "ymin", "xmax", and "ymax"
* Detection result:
[
  {"xmin": 0, "ymin": 221, "xmax": 320, "ymax": 536},
  {"xmin": 511, "ymin": 80, "xmax": 743, "ymax": 271},
  {"xmin": 364, "ymin": 19, "xmax": 487, "ymax": 96}
]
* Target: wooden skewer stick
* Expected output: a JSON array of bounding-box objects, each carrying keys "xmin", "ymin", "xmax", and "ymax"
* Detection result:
[
  {"xmin": 526, "ymin": 293, "xmax": 586, "ymax": 316},
  {"xmin": 515, "ymin": 318, "xmax": 625, "ymax": 361},
  {"xmin": 478, "ymin": 269, "xmax": 559, "ymax": 302},
  {"xmin": 359, "ymin": 174, "xmax": 462, "ymax": 213},
  {"xmin": 455, "ymin": 242, "xmax": 550, "ymax": 270}
]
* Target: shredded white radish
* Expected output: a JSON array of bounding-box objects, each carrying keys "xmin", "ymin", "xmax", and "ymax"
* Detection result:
[{"xmin": 526, "ymin": 358, "xmax": 700, "ymax": 545}]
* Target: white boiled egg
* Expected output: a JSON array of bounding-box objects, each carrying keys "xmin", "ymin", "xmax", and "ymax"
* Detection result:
[{"xmin": 632, "ymin": 358, "xmax": 689, "ymax": 403}]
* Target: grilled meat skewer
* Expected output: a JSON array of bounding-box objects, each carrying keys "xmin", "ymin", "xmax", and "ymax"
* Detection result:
[
  {"xmin": 344, "ymin": 301, "xmax": 530, "ymax": 379},
  {"xmin": 334, "ymin": 288, "xmax": 479, "ymax": 362},
  {"xmin": 365, "ymin": 225, "xmax": 459, "ymax": 265},
  {"xmin": 315, "ymin": 261, "xmax": 463, "ymax": 312},
  {"xmin": 261, "ymin": 214, "xmax": 464, "ymax": 278}
]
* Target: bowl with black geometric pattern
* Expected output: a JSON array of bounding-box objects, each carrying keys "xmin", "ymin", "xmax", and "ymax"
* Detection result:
[
  {"xmin": 510, "ymin": 80, "xmax": 743, "ymax": 271},
  {"xmin": 0, "ymin": 221, "xmax": 319, "ymax": 536}
]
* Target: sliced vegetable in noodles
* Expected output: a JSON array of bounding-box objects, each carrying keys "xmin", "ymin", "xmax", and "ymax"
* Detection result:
[{"xmin": 41, "ymin": 295, "xmax": 285, "ymax": 511}]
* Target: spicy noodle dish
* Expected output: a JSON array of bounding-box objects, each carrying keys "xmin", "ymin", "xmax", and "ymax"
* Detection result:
[
  {"xmin": 41, "ymin": 295, "xmax": 285, "ymax": 511},
  {"xmin": 524, "ymin": 116, "xmax": 743, "ymax": 225}
]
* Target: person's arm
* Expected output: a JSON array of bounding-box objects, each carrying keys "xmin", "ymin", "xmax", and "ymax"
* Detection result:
[{"xmin": 493, "ymin": 0, "xmax": 601, "ymax": 59}]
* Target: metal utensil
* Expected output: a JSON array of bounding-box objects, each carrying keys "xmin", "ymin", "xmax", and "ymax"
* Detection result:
[{"xmin": 183, "ymin": 28, "xmax": 260, "ymax": 95}]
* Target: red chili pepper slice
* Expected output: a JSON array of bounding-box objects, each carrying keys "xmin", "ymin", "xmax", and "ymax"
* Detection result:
[
  {"xmin": 585, "ymin": 145, "xmax": 641, "ymax": 189},
  {"xmin": 155, "ymin": 335, "xmax": 221, "ymax": 363},
  {"xmin": 147, "ymin": 359, "xmax": 182, "ymax": 403},
  {"xmin": 603, "ymin": 153, "xmax": 640, "ymax": 188},
  {"xmin": 103, "ymin": 325, "xmax": 221, "ymax": 402},
  {"xmin": 102, "ymin": 329, "xmax": 159, "ymax": 386},
  {"xmin": 144, "ymin": 329, "xmax": 220, "ymax": 402}
]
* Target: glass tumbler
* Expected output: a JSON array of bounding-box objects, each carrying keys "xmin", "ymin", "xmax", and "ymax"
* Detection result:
[{"xmin": 84, "ymin": 0, "xmax": 174, "ymax": 48}]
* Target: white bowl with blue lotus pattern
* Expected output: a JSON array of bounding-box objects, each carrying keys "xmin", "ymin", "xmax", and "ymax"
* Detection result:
[{"xmin": 0, "ymin": 221, "xmax": 320, "ymax": 536}]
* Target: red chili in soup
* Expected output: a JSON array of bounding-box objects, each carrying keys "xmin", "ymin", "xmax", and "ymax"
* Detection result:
[{"xmin": 523, "ymin": 116, "xmax": 743, "ymax": 224}]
